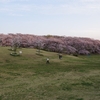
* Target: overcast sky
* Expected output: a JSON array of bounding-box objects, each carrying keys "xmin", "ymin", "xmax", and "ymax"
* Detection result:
[{"xmin": 0, "ymin": 0, "xmax": 100, "ymax": 40}]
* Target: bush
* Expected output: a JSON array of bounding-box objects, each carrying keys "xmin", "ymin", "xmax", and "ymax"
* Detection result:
[
  {"xmin": 73, "ymin": 53, "xmax": 78, "ymax": 57},
  {"xmin": 10, "ymin": 52, "xmax": 20, "ymax": 56}
]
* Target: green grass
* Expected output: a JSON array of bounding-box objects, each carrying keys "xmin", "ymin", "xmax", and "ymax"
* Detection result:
[{"xmin": 0, "ymin": 47, "xmax": 100, "ymax": 100}]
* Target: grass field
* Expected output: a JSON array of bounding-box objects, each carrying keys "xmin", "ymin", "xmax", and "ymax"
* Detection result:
[{"xmin": 0, "ymin": 47, "xmax": 100, "ymax": 100}]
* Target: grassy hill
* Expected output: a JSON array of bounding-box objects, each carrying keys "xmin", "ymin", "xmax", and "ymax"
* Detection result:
[{"xmin": 0, "ymin": 47, "xmax": 100, "ymax": 100}]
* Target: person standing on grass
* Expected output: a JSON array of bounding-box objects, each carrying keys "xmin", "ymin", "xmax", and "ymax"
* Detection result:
[
  {"xmin": 19, "ymin": 51, "xmax": 22, "ymax": 55},
  {"xmin": 46, "ymin": 58, "xmax": 50, "ymax": 64},
  {"xmin": 59, "ymin": 54, "xmax": 62, "ymax": 59}
]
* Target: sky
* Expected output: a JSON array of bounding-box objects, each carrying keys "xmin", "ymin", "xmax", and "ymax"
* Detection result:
[{"xmin": 0, "ymin": 0, "xmax": 100, "ymax": 40}]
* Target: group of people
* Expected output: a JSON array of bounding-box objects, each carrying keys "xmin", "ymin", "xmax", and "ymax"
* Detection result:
[{"xmin": 46, "ymin": 54, "xmax": 62, "ymax": 64}]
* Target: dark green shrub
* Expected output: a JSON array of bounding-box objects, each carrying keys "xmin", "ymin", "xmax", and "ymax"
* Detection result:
[{"xmin": 10, "ymin": 52, "xmax": 20, "ymax": 56}]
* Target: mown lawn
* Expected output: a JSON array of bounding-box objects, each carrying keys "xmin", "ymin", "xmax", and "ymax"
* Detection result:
[{"xmin": 0, "ymin": 47, "xmax": 100, "ymax": 100}]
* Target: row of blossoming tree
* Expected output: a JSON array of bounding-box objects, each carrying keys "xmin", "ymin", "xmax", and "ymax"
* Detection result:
[{"xmin": 0, "ymin": 33, "xmax": 100, "ymax": 55}]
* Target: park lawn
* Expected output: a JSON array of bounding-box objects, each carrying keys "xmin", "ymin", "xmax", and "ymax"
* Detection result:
[{"xmin": 0, "ymin": 47, "xmax": 100, "ymax": 100}]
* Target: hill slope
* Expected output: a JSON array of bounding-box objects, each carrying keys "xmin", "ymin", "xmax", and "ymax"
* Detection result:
[{"xmin": 0, "ymin": 47, "xmax": 100, "ymax": 100}]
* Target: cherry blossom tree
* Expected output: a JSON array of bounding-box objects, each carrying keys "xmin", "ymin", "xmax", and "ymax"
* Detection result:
[
  {"xmin": 1, "ymin": 33, "xmax": 100, "ymax": 55},
  {"xmin": 11, "ymin": 35, "xmax": 22, "ymax": 53}
]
